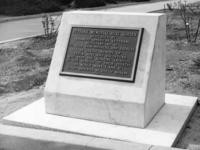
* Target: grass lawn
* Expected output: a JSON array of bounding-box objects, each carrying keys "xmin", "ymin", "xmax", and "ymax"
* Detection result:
[
  {"xmin": 0, "ymin": 6, "xmax": 200, "ymax": 149},
  {"xmin": 165, "ymin": 8, "xmax": 200, "ymax": 98},
  {"xmin": 0, "ymin": 36, "xmax": 55, "ymax": 95}
]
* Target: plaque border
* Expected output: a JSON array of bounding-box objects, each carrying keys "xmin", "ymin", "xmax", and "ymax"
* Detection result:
[{"xmin": 60, "ymin": 25, "xmax": 144, "ymax": 82}]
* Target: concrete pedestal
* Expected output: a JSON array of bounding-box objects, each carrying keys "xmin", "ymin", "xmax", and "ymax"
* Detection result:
[
  {"xmin": 2, "ymin": 93, "xmax": 197, "ymax": 147},
  {"xmin": 45, "ymin": 11, "xmax": 166, "ymax": 128}
]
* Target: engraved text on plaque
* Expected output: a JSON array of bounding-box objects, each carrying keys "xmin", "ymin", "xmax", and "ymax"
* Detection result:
[{"xmin": 60, "ymin": 26, "xmax": 143, "ymax": 82}]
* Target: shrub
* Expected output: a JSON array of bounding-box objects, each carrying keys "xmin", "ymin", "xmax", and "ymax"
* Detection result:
[
  {"xmin": 134, "ymin": 0, "xmax": 150, "ymax": 2},
  {"xmin": 105, "ymin": 0, "xmax": 118, "ymax": 4},
  {"xmin": 0, "ymin": 0, "xmax": 62, "ymax": 15},
  {"xmin": 58, "ymin": 0, "xmax": 74, "ymax": 5},
  {"xmin": 166, "ymin": 0, "xmax": 200, "ymax": 43},
  {"xmin": 41, "ymin": 14, "xmax": 59, "ymax": 37},
  {"xmin": 193, "ymin": 57, "xmax": 200, "ymax": 67},
  {"xmin": 70, "ymin": 0, "xmax": 106, "ymax": 8}
]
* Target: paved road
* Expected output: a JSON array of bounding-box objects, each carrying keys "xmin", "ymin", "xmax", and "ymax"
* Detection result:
[
  {"xmin": 0, "ymin": 18, "xmax": 43, "ymax": 42},
  {"xmin": 0, "ymin": 16, "xmax": 61, "ymax": 43},
  {"xmin": 0, "ymin": 0, "xmax": 200, "ymax": 43}
]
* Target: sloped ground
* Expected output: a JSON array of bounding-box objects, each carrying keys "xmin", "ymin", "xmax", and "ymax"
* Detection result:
[
  {"xmin": 166, "ymin": 40, "xmax": 200, "ymax": 98},
  {"xmin": 0, "ymin": 36, "xmax": 55, "ymax": 95}
]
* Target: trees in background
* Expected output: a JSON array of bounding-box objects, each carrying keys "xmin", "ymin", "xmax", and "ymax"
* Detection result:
[
  {"xmin": 166, "ymin": 0, "xmax": 200, "ymax": 43},
  {"xmin": 0, "ymin": 0, "xmax": 150, "ymax": 16},
  {"xmin": 0, "ymin": 0, "xmax": 62, "ymax": 15}
]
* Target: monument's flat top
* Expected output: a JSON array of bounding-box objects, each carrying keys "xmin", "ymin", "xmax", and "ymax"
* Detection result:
[
  {"xmin": 3, "ymin": 94, "xmax": 197, "ymax": 147},
  {"xmin": 67, "ymin": 10, "xmax": 164, "ymax": 17}
]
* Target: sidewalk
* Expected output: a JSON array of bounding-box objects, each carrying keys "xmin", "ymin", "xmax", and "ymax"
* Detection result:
[{"xmin": 105, "ymin": 0, "xmax": 200, "ymax": 12}]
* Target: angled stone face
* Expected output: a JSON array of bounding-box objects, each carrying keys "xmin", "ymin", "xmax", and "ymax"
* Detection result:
[{"xmin": 44, "ymin": 11, "xmax": 166, "ymax": 128}]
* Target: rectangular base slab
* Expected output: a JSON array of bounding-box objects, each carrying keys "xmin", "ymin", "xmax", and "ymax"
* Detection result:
[{"xmin": 3, "ymin": 93, "xmax": 197, "ymax": 147}]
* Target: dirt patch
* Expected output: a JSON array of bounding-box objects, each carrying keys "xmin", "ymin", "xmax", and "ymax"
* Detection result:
[
  {"xmin": 166, "ymin": 40, "xmax": 200, "ymax": 98},
  {"xmin": 176, "ymin": 104, "xmax": 200, "ymax": 148},
  {"xmin": 0, "ymin": 36, "xmax": 55, "ymax": 95},
  {"xmin": 0, "ymin": 87, "xmax": 43, "ymax": 119},
  {"xmin": 162, "ymin": 7, "xmax": 200, "ymax": 148}
]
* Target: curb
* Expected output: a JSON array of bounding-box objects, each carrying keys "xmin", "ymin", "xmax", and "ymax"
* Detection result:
[
  {"xmin": 0, "ymin": 34, "xmax": 44, "ymax": 44},
  {"xmin": 0, "ymin": 11, "xmax": 63, "ymax": 24},
  {"xmin": 0, "ymin": 124, "xmax": 186, "ymax": 150},
  {"xmin": 0, "ymin": 0, "xmax": 167, "ymax": 24},
  {"xmin": 84, "ymin": 0, "xmax": 168, "ymax": 11}
]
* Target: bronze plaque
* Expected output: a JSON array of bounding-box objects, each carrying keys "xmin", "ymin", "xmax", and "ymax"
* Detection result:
[{"xmin": 60, "ymin": 26, "xmax": 143, "ymax": 82}]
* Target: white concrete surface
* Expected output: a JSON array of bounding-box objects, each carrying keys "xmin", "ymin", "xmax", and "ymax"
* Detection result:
[
  {"xmin": 105, "ymin": 0, "xmax": 200, "ymax": 12},
  {"xmin": 0, "ymin": 124, "xmax": 151, "ymax": 150},
  {"xmin": 3, "ymin": 93, "xmax": 197, "ymax": 147},
  {"xmin": 45, "ymin": 11, "xmax": 166, "ymax": 128}
]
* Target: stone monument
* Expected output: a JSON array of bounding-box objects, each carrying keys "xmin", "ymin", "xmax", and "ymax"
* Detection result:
[
  {"xmin": 3, "ymin": 11, "xmax": 197, "ymax": 147},
  {"xmin": 44, "ymin": 11, "xmax": 165, "ymax": 128}
]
